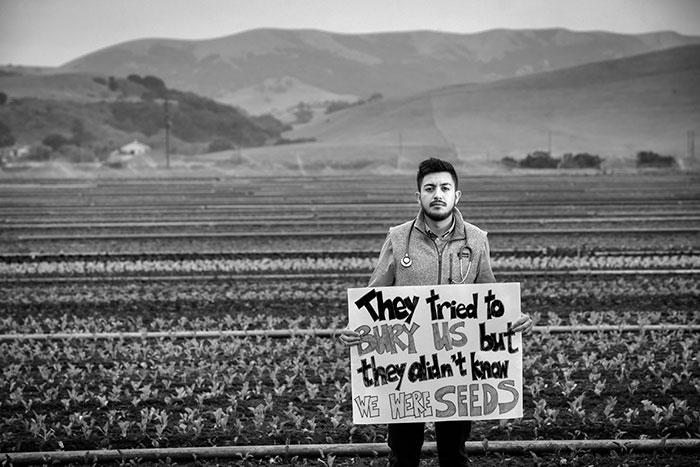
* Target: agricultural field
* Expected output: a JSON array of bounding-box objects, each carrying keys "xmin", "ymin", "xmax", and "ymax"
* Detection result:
[{"xmin": 1, "ymin": 172, "xmax": 699, "ymax": 466}]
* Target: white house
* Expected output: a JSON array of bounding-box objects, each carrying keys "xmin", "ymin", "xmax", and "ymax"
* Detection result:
[
  {"xmin": 119, "ymin": 140, "xmax": 151, "ymax": 155},
  {"xmin": 105, "ymin": 140, "xmax": 152, "ymax": 168},
  {"xmin": 0, "ymin": 145, "xmax": 31, "ymax": 164}
]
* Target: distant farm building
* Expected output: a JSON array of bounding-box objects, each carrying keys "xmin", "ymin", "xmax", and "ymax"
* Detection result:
[
  {"xmin": 0, "ymin": 145, "xmax": 31, "ymax": 164},
  {"xmin": 119, "ymin": 140, "xmax": 151, "ymax": 155},
  {"xmin": 105, "ymin": 140, "xmax": 152, "ymax": 168}
]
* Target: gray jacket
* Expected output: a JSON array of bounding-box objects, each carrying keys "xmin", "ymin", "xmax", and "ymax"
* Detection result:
[{"xmin": 368, "ymin": 208, "xmax": 496, "ymax": 287}]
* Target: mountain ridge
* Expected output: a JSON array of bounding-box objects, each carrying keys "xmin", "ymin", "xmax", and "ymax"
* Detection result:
[{"xmin": 57, "ymin": 28, "xmax": 700, "ymax": 116}]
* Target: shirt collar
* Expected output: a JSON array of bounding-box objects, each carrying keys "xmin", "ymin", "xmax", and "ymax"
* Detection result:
[{"xmin": 424, "ymin": 213, "xmax": 456, "ymax": 239}]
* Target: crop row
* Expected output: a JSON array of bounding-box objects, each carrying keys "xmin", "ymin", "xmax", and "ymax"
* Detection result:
[
  {"xmin": 1, "ymin": 254, "xmax": 698, "ymax": 277},
  {"xmin": 6, "ymin": 231, "xmax": 699, "ymax": 257},
  {"xmin": 0, "ymin": 308, "xmax": 696, "ymax": 336},
  {"xmin": 2, "ymin": 275, "xmax": 697, "ymax": 327},
  {"xmin": 1, "ymin": 325, "xmax": 698, "ymax": 453},
  {"xmin": 3, "ymin": 275, "xmax": 696, "ymax": 305}
]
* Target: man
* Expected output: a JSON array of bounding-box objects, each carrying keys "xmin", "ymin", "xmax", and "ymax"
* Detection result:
[{"xmin": 341, "ymin": 157, "xmax": 533, "ymax": 467}]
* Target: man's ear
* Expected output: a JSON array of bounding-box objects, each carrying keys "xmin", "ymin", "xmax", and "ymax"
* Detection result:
[
  {"xmin": 415, "ymin": 191, "xmax": 421, "ymax": 205},
  {"xmin": 455, "ymin": 190, "xmax": 462, "ymax": 205}
]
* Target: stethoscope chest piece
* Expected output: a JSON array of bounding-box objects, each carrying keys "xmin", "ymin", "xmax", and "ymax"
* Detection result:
[{"xmin": 401, "ymin": 254, "xmax": 412, "ymax": 268}]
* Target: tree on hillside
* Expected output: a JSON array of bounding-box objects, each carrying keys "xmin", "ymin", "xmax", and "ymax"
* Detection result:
[
  {"xmin": 142, "ymin": 75, "xmax": 167, "ymax": 96},
  {"xmin": 560, "ymin": 152, "xmax": 603, "ymax": 169},
  {"xmin": 110, "ymin": 101, "xmax": 164, "ymax": 136},
  {"xmin": 127, "ymin": 74, "xmax": 167, "ymax": 97},
  {"xmin": 637, "ymin": 151, "xmax": 675, "ymax": 168},
  {"xmin": 293, "ymin": 103, "xmax": 313, "ymax": 124},
  {"xmin": 0, "ymin": 120, "xmax": 15, "ymax": 147},
  {"xmin": 521, "ymin": 151, "xmax": 560, "ymax": 168},
  {"xmin": 42, "ymin": 133, "xmax": 70, "ymax": 151},
  {"xmin": 165, "ymin": 91, "xmax": 285, "ymax": 145},
  {"xmin": 0, "ymin": 92, "xmax": 7, "ymax": 105},
  {"xmin": 71, "ymin": 118, "xmax": 94, "ymax": 145}
]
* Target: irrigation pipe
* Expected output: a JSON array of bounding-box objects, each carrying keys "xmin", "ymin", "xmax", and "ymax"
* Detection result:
[
  {"xmin": 15, "ymin": 226, "xmax": 700, "ymax": 241},
  {"xmin": 0, "ymin": 247, "xmax": 696, "ymax": 261},
  {"xmin": 6, "ymin": 216, "xmax": 700, "ymax": 230},
  {"xmin": 2, "ymin": 324, "xmax": 700, "ymax": 341},
  {"xmin": 3, "ymin": 439, "xmax": 699, "ymax": 465}
]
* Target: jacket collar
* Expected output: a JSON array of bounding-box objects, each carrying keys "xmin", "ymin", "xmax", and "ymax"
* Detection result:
[{"xmin": 415, "ymin": 207, "xmax": 466, "ymax": 241}]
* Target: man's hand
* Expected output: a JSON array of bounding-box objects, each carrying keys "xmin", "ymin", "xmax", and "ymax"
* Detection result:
[
  {"xmin": 511, "ymin": 313, "xmax": 534, "ymax": 334},
  {"xmin": 339, "ymin": 328, "xmax": 361, "ymax": 346}
]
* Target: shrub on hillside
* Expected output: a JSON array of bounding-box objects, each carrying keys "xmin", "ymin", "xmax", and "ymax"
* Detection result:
[
  {"xmin": 252, "ymin": 113, "xmax": 291, "ymax": 134},
  {"xmin": 274, "ymin": 137, "xmax": 316, "ymax": 145},
  {"xmin": 108, "ymin": 76, "xmax": 119, "ymax": 91},
  {"xmin": 127, "ymin": 74, "xmax": 167, "ymax": 97},
  {"xmin": 325, "ymin": 100, "xmax": 356, "ymax": 114},
  {"xmin": 292, "ymin": 103, "xmax": 313, "ymax": 124},
  {"xmin": 42, "ymin": 133, "xmax": 71, "ymax": 151},
  {"xmin": 208, "ymin": 139, "xmax": 234, "ymax": 152},
  {"xmin": 637, "ymin": 151, "xmax": 675, "ymax": 168},
  {"xmin": 520, "ymin": 151, "xmax": 560, "ymax": 169},
  {"xmin": 71, "ymin": 119, "xmax": 94, "ymax": 145},
  {"xmin": 0, "ymin": 120, "xmax": 14, "ymax": 147},
  {"xmin": 501, "ymin": 156, "xmax": 519, "ymax": 168},
  {"xmin": 58, "ymin": 144, "xmax": 96, "ymax": 163},
  {"xmin": 560, "ymin": 152, "xmax": 603, "ymax": 169},
  {"xmin": 110, "ymin": 101, "xmax": 164, "ymax": 137},
  {"xmin": 25, "ymin": 145, "xmax": 52, "ymax": 162},
  {"xmin": 169, "ymin": 92, "xmax": 284, "ymax": 145},
  {"xmin": 325, "ymin": 93, "xmax": 383, "ymax": 114}
]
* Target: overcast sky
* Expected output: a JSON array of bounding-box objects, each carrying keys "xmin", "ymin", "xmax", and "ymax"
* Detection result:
[{"xmin": 2, "ymin": 0, "xmax": 700, "ymax": 67}]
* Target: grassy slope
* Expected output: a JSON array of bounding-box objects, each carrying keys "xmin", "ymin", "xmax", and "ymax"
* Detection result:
[
  {"xmin": 0, "ymin": 72, "xmax": 142, "ymax": 102},
  {"xmin": 283, "ymin": 45, "xmax": 700, "ymax": 165}
]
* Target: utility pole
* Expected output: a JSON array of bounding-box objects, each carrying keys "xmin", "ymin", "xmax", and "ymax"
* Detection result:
[
  {"xmin": 397, "ymin": 130, "xmax": 402, "ymax": 169},
  {"xmin": 164, "ymin": 94, "xmax": 171, "ymax": 169},
  {"xmin": 688, "ymin": 130, "xmax": 695, "ymax": 161}
]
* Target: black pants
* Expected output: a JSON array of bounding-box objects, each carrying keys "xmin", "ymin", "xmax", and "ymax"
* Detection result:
[{"xmin": 387, "ymin": 420, "xmax": 471, "ymax": 467}]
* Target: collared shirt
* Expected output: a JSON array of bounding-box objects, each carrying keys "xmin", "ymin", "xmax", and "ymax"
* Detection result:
[
  {"xmin": 422, "ymin": 212, "xmax": 456, "ymax": 256},
  {"xmin": 425, "ymin": 215, "xmax": 456, "ymax": 239}
]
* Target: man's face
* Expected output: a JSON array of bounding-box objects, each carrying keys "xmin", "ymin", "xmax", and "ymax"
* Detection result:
[{"xmin": 416, "ymin": 172, "xmax": 461, "ymax": 222}]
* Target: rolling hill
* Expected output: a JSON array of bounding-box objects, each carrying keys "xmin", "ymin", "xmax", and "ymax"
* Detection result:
[
  {"xmin": 0, "ymin": 74, "xmax": 288, "ymax": 153},
  {"xmin": 280, "ymin": 44, "xmax": 700, "ymax": 166},
  {"xmin": 58, "ymin": 28, "xmax": 700, "ymax": 117}
]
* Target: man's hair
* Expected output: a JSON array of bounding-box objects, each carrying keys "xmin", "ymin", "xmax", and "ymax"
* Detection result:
[{"xmin": 416, "ymin": 157, "xmax": 458, "ymax": 190}]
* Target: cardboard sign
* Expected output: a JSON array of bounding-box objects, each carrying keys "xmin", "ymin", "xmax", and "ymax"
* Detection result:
[{"xmin": 347, "ymin": 283, "xmax": 522, "ymax": 424}]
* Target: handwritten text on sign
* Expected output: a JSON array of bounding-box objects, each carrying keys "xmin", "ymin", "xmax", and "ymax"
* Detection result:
[{"xmin": 347, "ymin": 283, "xmax": 523, "ymax": 424}]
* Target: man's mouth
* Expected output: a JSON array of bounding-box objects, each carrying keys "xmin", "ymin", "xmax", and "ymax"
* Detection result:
[{"xmin": 430, "ymin": 202, "xmax": 445, "ymax": 207}]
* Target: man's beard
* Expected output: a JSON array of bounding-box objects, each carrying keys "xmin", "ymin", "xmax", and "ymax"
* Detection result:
[{"xmin": 424, "ymin": 205, "xmax": 452, "ymax": 222}]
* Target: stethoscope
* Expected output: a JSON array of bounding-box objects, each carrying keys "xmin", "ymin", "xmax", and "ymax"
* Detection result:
[{"xmin": 400, "ymin": 220, "xmax": 473, "ymax": 284}]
